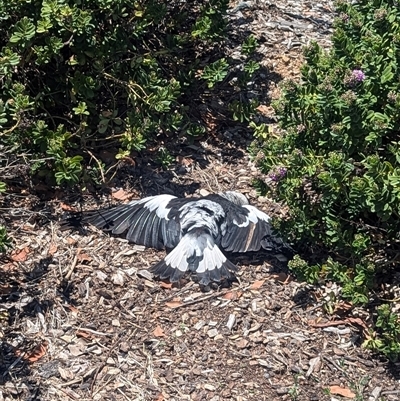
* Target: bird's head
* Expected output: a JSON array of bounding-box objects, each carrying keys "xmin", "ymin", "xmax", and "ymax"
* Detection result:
[{"xmin": 218, "ymin": 191, "xmax": 249, "ymax": 206}]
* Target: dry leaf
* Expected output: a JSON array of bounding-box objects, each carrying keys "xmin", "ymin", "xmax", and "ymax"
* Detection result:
[
  {"xmin": 159, "ymin": 281, "xmax": 172, "ymax": 289},
  {"xmin": 199, "ymin": 189, "xmax": 210, "ymax": 197},
  {"xmin": 76, "ymin": 330, "xmax": 94, "ymax": 340},
  {"xmin": 270, "ymin": 272, "xmax": 292, "ymax": 283},
  {"xmin": 112, "ymin": 188, "xmax": 132, "ymax": 201},
  {"xmin": 77, "ymin": 253, "xmax": 92, "ymax": 262},
  {"xmin": 22, "ymin": 224, "xmax": 35, "ymax": 231},
  {"xmin": 249, "ymin": 279, "xmax": 265, "ymax": 290},
  {"xmin": 48, "ymin": 243, "xmax": 58, "ymax": 255},
  {"xmin": 329, "ymin": 386, "xmax": 356, "ymax": 398},
  {"xmin": 112, "ymin": 271, "xmax": 125, "ymax": 285},
  {"xmin": 154, "ymin": 393, "xmax": 165, "ymax": 401},
  {"xmin": 165, "ymin": 301, "xmax": 183, "ymax": 308},
  {"xmin": 0, "ymin": 284, "xmax": 14, "ymax": 295},
  {"xmin": 1, "ymin": 263, "xmax": 16, "ymax": 272},
  {"xmin": 176, "ymin": 156, "xmax": 193, "ymax": 167},
  {"xmin": 11, "ymin": 247, "xmax": 30, "ymax": 262},
  {"xmin": 347, "ymin": 317, "xmax": 369, "ymax": 332},
  {"xmin": 67, "ymin": 237, "xmax": 77, "ymax": 245},
  {"xmin": 121, "ymin": 156, "xmax": 136, "ymax": 166},
  {"xmin": 222, "ymin": 291, "xmax": 242, "ymax": 300},
  {"xmin": 334, "ymin": 301, "xmax": 353, "ymax": 315},
  {"xmin": 60, "ymin": 202, "xmax": 76, "ymax": 211},
  {"xmin": 256, "ymin": 104, "xmax": 272, "ymax": 114},
  {"xmin": 66, "ymin": 304, "xmax": 79, "ymax": 316},
  {"xmin": 24, "ymin": 341, "xmax": 48, "ymax": 363},
  {"xmin": 309, "ymin": 317, "xmax": 368, "ymax": 333},
  {"xmin": 68, "ymin": 344, "xmax": 84, "ymax": 357},
  {"xmin": 153, "ymin": 326, "xmax": 165, "ymax": 337}
]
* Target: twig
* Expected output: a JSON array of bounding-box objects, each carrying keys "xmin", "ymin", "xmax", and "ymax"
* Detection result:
[
  {"xmin": 64, "ymin": 248, "xmax": 81, "ymax": 280},
  {"xmin": 1, "ymin": 117, "xmax": 21, "ymax": 136},
  {"xmin": 90, "ymin": 335, "xmax": 123, "ymax": 395},
  {"xmin": 320, "ymin": 354, "xmax": 347, "ymax": 375},
  {"xmin": 381, "ymin": 390, "xmax": 400, "ymax": 395},
  {"xmin": 55, "ymin": 387, "xmax": 79, "ymax": 400},
  {"xmin": 102, "ymin": 72, "xmax": 148, "ymax": 101},
  {"xmin": 86, "ymin": 149, "xmax": 106, "ymax": 184},
  {"xmin": 90, "ymin": 329, "xmax": 137, "ymax": 396},
  {"xmin": 76, "ymin": 327, "xmax": 113, "ymax": 337}
]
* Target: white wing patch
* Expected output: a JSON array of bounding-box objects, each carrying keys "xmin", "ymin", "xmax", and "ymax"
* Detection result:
[
  {"xmin": 242, "ymin": 205, "xmax": 271, "ymax": 222},
  {"xmin": 164, "ymin": 232, "xmax": 227, "ymax": 274},
  {"xmin": 164, "ymin": 234, "xmax": 191, "ymax": 272},
  {"xmin": 138, "ymin": 194, "xmax": 176, "ymax": 219},
  {"xmin": 233, "ymin": 204, "xmax": 270, "ymax": 227},
  {"xmin": 197, "ymin": 238, "xmax": 227, "ymax": 273}
]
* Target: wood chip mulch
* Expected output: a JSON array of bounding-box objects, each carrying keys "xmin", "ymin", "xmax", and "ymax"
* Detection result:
[{"xmin": 1, "ymin": 1, "xmax": 400, "ymax": 400}]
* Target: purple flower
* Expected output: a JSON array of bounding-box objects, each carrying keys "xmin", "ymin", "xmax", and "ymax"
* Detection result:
[
  {"xmin": 268, "ymin": 166, "xmax": 287, "ymax": 182},
  {"xmin": 351, "ymin": 69, "xmax": 366, "ymax": 82},
  {"xmin": 344, "ymin": 69, "xmax": 366, "ymax": 87}
]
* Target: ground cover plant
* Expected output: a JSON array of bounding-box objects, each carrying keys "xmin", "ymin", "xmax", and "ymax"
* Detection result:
[
  {"xmin": 252, "ymin": 0, "xmax": 400, "ymax": 360},
  {"xmin": 0, "ymin": 0, "xmax": 230, "ymax": 187}
]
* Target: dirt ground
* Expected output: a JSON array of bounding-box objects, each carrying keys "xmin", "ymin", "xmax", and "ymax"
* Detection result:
[{"xmin": 1, "ymin": 1, "xmax": 400, "ymax": 401}]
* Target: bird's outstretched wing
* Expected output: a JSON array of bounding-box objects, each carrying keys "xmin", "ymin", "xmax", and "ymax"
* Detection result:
[
  {"xmin": 221, "ymin": 204, "xmax": 277, "ymax": 253},
  {"xmin": 78, "ymin": 194, "xmax": 184, "ymax": 249}
]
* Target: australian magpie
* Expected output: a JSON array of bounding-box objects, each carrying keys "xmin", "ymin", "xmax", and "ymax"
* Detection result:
[{"xmin": 64, "ymin": 191, "xmax": 289, "ymax": 285}]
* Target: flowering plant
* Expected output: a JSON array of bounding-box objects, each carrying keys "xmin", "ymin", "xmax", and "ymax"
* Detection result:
[{"xmin": 252, "ymin": 0, "xmax": 400, "ymax": 360}]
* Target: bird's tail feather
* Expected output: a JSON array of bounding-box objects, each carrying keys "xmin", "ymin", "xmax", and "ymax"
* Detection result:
[{"xmin": 150, "ymin": 232, "xmax": 237, "ymax": 285}]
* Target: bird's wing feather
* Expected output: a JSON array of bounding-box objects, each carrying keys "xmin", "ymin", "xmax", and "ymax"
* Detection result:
[
  {"xmin": 82, "ymin": 194, "xmax": 181, "ymax": 249},
  {"xmin": 150, "ymin": 232, "xmax": 237, "ymax": 285},
  {"xmin": 221, "ymin": 204, "xmax": 272, "ymax": 253}
]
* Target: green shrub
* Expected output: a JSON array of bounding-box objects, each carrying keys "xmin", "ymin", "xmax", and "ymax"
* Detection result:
[
  {"xmin": 0, "ymin": 225, "xmax": 11, "ymax": 253},
  {"xmin": 0, "ymin": 0, "xmax": 229, "ymax": 186},
  {"xmin": 252, "ymin": 0, "xmax": 400, "ymax": 360}
]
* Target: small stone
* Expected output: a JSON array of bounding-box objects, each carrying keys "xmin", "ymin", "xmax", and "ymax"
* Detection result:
[
  {"xmin": 207, "ymin": 328, "xmax": 219, "ymax": 338},
  {"xmin": 275, "ymin": 387, "xmax": 288, "ymax": 395},
  {"xmin": 112, "ymin": 271, "xmax": 124, "ymax": 285}
]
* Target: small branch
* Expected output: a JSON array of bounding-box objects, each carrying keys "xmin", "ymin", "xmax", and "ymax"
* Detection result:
[
  {"xmin": 1, "ymin": 117, "xmax": 21, "ymax": 136},
  {"xmin": 64, "ymin": 248, "xmax": 81, "ymax": 280},
  {"xmin": 85, "ymin": 149, "xmax": 106, "ymax": 184}
]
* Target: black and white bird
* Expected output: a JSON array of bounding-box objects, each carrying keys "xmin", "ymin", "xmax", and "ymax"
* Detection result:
[{"xmin": 64, "ymin": 191, "xmax": 289, "ymax": 285}]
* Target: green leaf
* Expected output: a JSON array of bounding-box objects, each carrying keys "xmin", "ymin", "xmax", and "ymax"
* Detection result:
[
  {"xmin": 9, "ymin": 17, "xmax": 36, "ymax": 44},
  {"xmin": 381, "ymin": 64, "xmax": 394, "ymax": 84}
]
